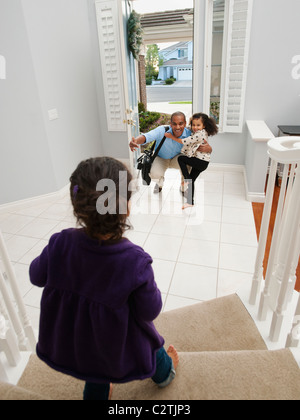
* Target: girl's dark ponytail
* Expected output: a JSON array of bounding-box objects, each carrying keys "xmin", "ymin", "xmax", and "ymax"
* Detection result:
[{"xmin": 190, "ymin": 112, "xmax": 219, "ymax": 137}]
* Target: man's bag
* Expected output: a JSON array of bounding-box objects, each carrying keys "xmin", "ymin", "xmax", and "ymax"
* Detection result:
[
  {"xmin": 137, "ymin": 127, "xmax": 169, "ymax": 185},
  {"xmin": 137, "ymin": 142, "xmax": 156, "ymax": 185}
]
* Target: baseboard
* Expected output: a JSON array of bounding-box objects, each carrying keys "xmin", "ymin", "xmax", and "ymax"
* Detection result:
[
  {"xmin": 243, "ymin": 167, "xmax": 266, "ymax": 203},
  {"xmin": 0, "ymin": 163, "xmax": 265, "ymax": 213},
  {"xmin": 0, "ymin": 184, "xmax": 70, "ymax": 215},
  {"xmin": 209, "ymin": 163, "xmax": 244, "ymax": 173},
  {"xmin": 246, "ymin": 192, "xmax": 266, "ymax": 203}
]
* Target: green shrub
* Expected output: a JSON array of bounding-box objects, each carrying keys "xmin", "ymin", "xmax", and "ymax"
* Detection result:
[
  {"xmin": 138, "ymin": 102, "xmax": 146, "ymax": 113},
  {"xmin": 165, "ymin": 78, "xmax": 175, "ymax": 85},
  {"xmin": 138, "ymin": 109, "xmax": 171, "ymax": 132},
  {"xmin": 139, "ymin": 111, "xmax": 160, "ymax": 131}
]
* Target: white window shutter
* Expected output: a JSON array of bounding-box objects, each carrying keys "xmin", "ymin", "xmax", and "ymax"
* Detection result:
[
  {"xmin": 95, "ymin": 0, "xmax": 126, "ymax": 132},
  {"xmin": 221, "ymin": 0, "xmax": 253, "ymax": 133}
]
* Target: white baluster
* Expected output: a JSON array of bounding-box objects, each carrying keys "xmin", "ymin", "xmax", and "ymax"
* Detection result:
[
  {"xmin": 286, "ymin": 223, "xmax": 300, "ymax": 304},
  {"xmin": 0, "ymin": 313, "xmax": 21, "ymax": 367},
  {"xmin": 286, "ymin": 294, "xmax": 300, "ymax": 348},
  {"xmin": 0, "ymin": 292, "xmax": 9, "ymax": 322},
  {"xmin": 0, "ymin": 270, "xmax": 29, "ymax": 351},
  {"xmin": 269, "ymin": 164, "xmax": 298, "ymax": 311},
  {"xmin": 0, "ymin": 358, "xmax": 9, "ymax": 383},
  {"xmin": 249, "ymin": 158, "xmax": 277, "ymax": 305},
  {"xmin": 258, "ymin": 163, "xmax": 289, "ymax": 320},
  {"xmin": 282, "ymin": 165, "xmax": 299, "ymax": 306},
  {"xmin": 269, "ymin": 165, "xmax": 300, "ymax": 342},
  {"xmin": 0, "ymin": 231, "xmax": 36, "ymax": 351}
]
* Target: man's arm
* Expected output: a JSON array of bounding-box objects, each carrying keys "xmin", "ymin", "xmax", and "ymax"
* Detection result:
[
  {"xmin": 129, "ymin": 126, "xmax": 169, "ymax": 152},
  {"xmin": 198, "ymin": 140, "xmax": 212, "ymax": 154},
  {"xmin": 129, "ymin": 135, "xmax": 146, "ymax": 152}
]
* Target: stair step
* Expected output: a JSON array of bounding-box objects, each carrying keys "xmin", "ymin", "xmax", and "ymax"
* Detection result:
[
  {"xmin": 1, "ymin": 294, "xmax": 299, "ymax": 400},
  {"xmin": 113, "ymin": 349, "xmax": 300, "ymax": 400},
  {"xmin": 13, "ymin": 349, "xmax": 300, "ymax": 400},
  {"xmin": 155, "ymin": 294, "xmax": 267, "ymax": 352},
  {"xmin": 0, "ymin": 351, "xmax": 32, "ymax": 385}
]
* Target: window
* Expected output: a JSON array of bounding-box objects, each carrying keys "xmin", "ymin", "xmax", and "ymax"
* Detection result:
[
  {"xmin": 200, "ymin": 0, "xmax": 253, "ymax": 133},
  {"xmin": 178, "ymin": 49, "xmax": 188, "ymax": 59}
]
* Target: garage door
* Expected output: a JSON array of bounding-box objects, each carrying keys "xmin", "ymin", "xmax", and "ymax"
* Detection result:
[{"xmin": 178, "ymin": 68, "xmax": 193, "ymax": 81}]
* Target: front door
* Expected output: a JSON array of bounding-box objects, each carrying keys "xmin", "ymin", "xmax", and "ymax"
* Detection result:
[
  {"xmin": 95, "ymin": 0, "xmax": 140, "ymax": 173},
  {"xmin": 119, "ymin": 0, "xmax": 140, "ymax": 171}
]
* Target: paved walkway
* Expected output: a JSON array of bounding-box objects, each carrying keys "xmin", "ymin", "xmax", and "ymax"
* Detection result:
[{"xmin": 147, "ymin": 102, "xmax": 193, "ymax": 121}]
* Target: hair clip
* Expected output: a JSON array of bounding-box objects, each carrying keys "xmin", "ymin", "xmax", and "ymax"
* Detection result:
[{"xmin": 73, "ymin": 185, "xmax": 79, "ymax": 197}]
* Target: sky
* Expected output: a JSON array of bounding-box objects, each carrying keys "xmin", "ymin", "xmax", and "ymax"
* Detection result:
[{"xmin": 133, "ymin": 0, "xmax": 194, "ymax": 14}]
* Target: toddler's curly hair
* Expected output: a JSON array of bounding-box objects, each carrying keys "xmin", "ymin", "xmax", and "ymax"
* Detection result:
[
  {"xmin": 70, "ymin": 157, "xmax": 133, "ymax": 241},
  {"xmin": 189, "ymin": 112, "xmax": 219, "ymax": 137}
]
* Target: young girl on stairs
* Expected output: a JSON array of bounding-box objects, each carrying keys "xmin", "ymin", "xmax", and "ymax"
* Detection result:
[
  {"xmin": 165, "ymin": 112, "xmax": 218, "ymax": 209},
  {"xmin": 29, "ymin": 157, "xmax": 179, "ymax": 401}
]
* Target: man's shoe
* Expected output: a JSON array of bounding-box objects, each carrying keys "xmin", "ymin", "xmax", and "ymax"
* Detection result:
[{"xmin": 153, "ymin": 184, "xmax": 162, "ymax": 194}]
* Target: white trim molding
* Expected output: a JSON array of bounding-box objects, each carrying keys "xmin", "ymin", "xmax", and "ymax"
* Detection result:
[{"xmin": 0, "ymin": 184, "xmax": 70, "ymax": 215}]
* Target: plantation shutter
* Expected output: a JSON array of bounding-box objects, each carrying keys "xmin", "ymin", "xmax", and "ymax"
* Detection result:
[
  {"xmin": 95, "ymin": 0, "xmax": 126, "ymax": 132},
  {"xmin": 222, "ymin": 0, "xmax": 253, "ymax": 133}
]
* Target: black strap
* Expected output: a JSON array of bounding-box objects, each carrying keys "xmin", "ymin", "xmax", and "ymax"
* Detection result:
[{"xmin": 151, "ymin": 126, "xmax": 169, "ymax": 163}]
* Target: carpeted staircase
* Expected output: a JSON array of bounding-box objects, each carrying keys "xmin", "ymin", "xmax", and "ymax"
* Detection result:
[{"xmin": 1, "ymin": 294, "xmax": 300, "ymax": 400}]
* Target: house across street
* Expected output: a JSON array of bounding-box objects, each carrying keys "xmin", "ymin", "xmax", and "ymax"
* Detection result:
[{"xmin": 158, "ymin": 41, "xmax": 193, "ymax": 82}]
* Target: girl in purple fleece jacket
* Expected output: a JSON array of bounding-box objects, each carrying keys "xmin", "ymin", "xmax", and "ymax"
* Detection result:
[{"xmin": 30, "ymin": 157, "xmax": 179, "ymax": 400}]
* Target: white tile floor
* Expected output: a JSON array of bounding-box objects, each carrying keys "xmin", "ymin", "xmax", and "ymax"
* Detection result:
[{"xmin": 0, "ymin": 168, "xmax": 258, "ymax": 332}]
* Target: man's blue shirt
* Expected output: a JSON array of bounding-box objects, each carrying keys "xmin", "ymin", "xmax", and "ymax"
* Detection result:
[{"xmin": 143, "ymin": 126, "xmax": 192, "ymax": 160}]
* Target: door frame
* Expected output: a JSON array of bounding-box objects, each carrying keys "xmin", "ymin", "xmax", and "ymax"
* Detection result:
[
  {"xmin": 118, "ymin": 0, "xmax": 140, "ymax": 174},
  {"xmin": 193, "ymin": 0, "xmax": 209, "ymax": 115}
]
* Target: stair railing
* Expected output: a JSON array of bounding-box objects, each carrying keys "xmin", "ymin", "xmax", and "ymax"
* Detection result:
[
  {"xmin": 249, "ymin": 136, "xmax": 300, "ymax": 345},
  {"xmin": 0, "ymin": 230, "xmax": 36, "ymax": 363}
]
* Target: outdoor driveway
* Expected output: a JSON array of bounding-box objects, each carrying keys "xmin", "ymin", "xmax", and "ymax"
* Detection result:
[{"xmin": 146, "ymin": 81, "xmax": 193, "ymax": 103}]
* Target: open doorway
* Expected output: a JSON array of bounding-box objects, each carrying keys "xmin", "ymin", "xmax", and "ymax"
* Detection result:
[{"xmin": 134, "ymin": 0, "xmax": 194, "ymax": 123}]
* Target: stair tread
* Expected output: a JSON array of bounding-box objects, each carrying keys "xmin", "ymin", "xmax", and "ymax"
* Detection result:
[
  {"xmin": 155, "ymin": 294, "xmax": 267, "ymax": 352},
  {"xmin": 15, "ymin": 349, "xmax": 300, "ymax": 400},
  {"xmin": 2, "ymin": 294, "xmax": 298, "ymax": 400}
]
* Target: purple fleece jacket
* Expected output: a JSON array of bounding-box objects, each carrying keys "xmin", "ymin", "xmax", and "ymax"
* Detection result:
[{"xmin": 29, "ymin": 228, "xmax": 164, "ymax": 384}]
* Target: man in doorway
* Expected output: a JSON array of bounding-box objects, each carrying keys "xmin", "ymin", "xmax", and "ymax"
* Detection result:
[{"xmin": 129, "ymin": 112, "xmax": 212, "ymax": 193}]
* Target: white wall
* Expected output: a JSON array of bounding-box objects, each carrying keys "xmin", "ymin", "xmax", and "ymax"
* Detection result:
[
  {"xmin": 209, "ymin": 0, "xmax": 300, "ymax": 165},
  {"xmin": 245, "ymin": 0, "xmax": 300, "ymax": 133},
  {"xmin": 0, "ymin": 0, "xmax": 103, "ymax": 205},
  {"xmin": 0, "ymin": 0, "xmax": 56, "ymax": 204},
  {"xmin": 22, "ymin": 0, "xmax": 103, "ymax": 187}
]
